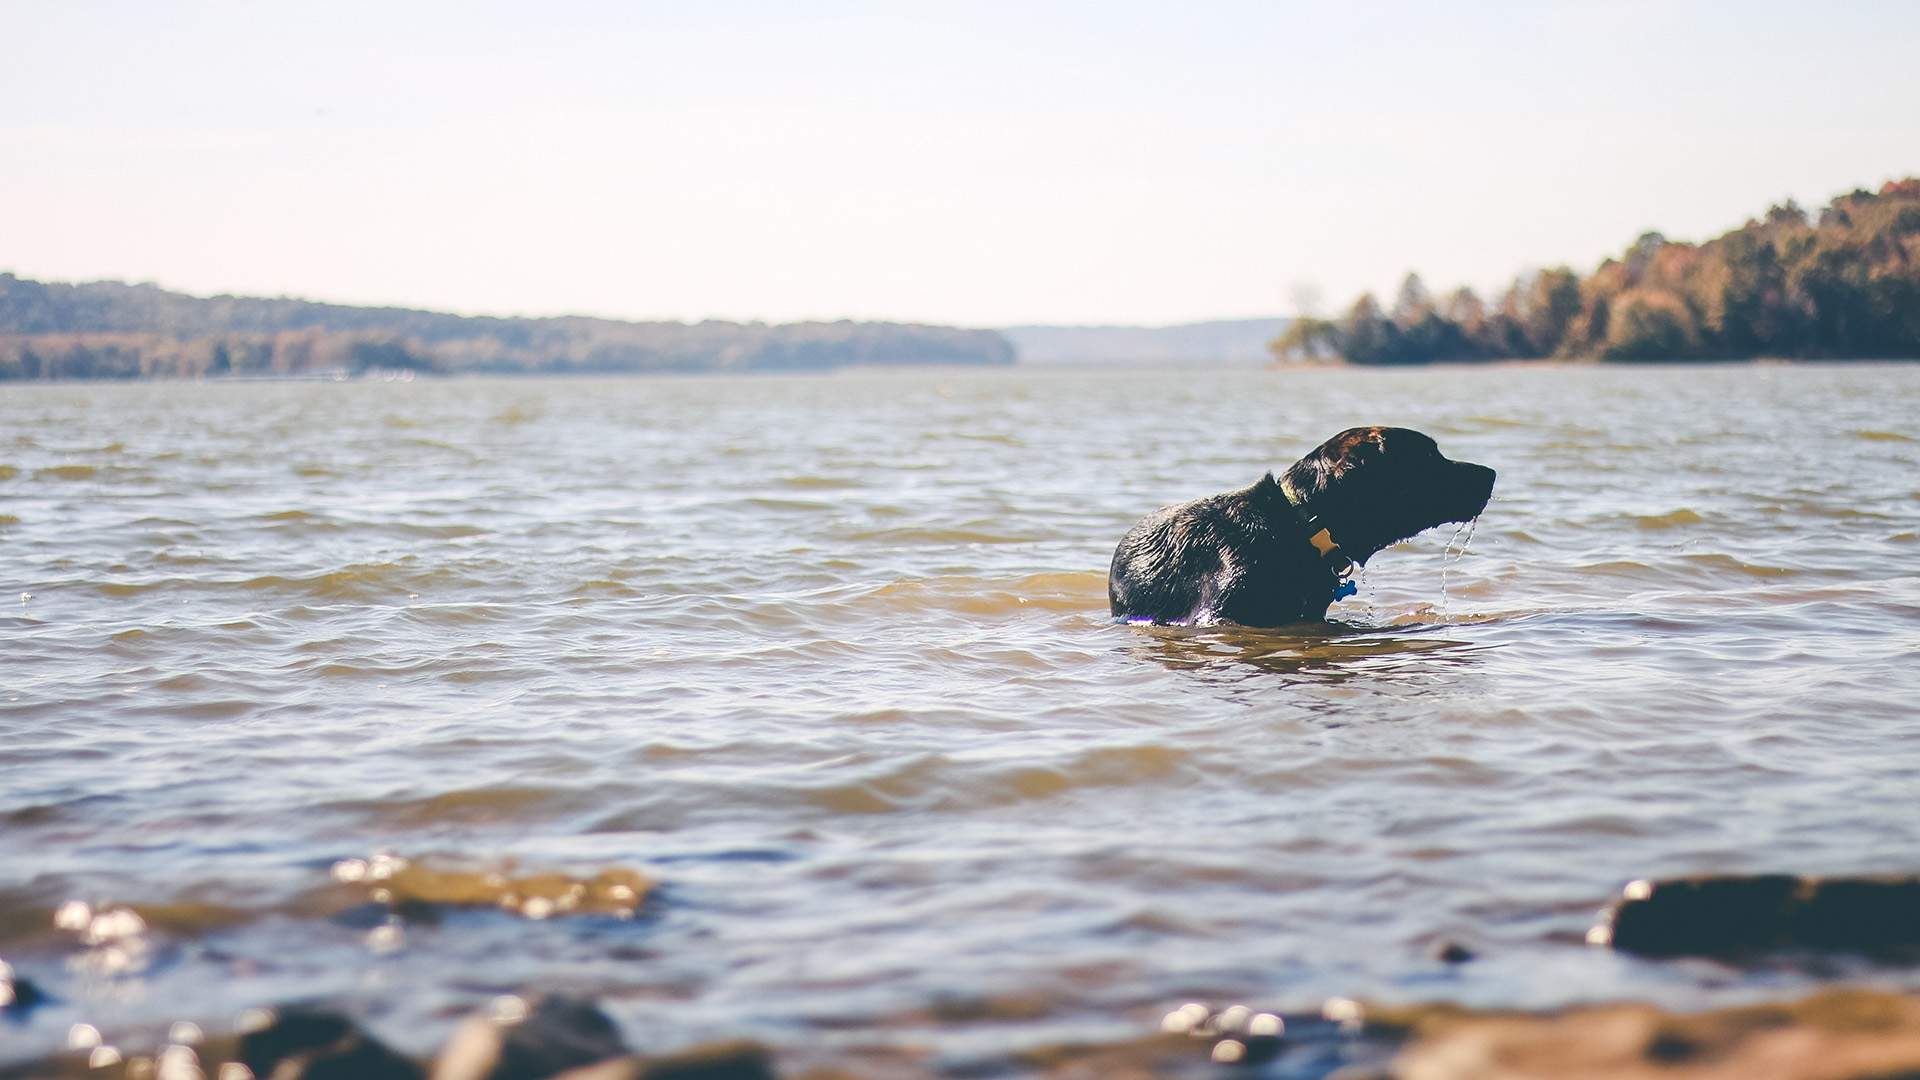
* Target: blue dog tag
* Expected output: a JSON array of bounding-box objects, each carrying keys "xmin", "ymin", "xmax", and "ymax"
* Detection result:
[{"xmin": 1334, "ymin": 579, "xmax": 1358, "ymax": 601}]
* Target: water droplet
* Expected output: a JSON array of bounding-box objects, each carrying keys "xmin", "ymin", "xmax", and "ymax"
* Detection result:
[
  {"xmin": 1623, "ymin": 879, "xmax": 1653, "ymax": 901},
  {"xmin": 69, "ymin": 1023, "xmax": 103, "ymax": 1049},
  {"xmin": 89, "ymin": 1045, "xmax": 123, "ymax": 1069},
  {"xmin": 1211, "ymin": 1038, "xmax": 1246, "ymax": 1064}
]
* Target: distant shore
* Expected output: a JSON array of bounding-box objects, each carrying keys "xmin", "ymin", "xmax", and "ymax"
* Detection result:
[
  {"xmin": 1272, "ymin": 178, "xmax": 1920, "ymax": 366},
  {"xmin": 0, "ymin": 273, "xmax": 1015, "ymax": 381}
]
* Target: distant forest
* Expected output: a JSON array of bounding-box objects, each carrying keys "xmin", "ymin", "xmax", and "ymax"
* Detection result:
[
  {"xmin": 0, "ymin": 277, "xmax": 1013, "ymax": 380},
  {"xmin": 1272, "ymin": 178, "xmax": 1920, "ymax": 364}
]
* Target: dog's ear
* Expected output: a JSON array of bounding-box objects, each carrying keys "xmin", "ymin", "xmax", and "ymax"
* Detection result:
[{"xmin": 1310, "ymin": 426, "xmax": 1389, "ymax": 482}]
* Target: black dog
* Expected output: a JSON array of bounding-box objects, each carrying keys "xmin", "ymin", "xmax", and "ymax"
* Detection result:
[{"xmin": 1108, "ymin": 427, "xmax": 1495, "ymax": 626}]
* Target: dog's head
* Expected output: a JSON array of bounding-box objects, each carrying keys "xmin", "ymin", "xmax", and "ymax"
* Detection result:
[{"xmin": 1280, "ymin": 426, "xmax": 1495, "ymax": 564}]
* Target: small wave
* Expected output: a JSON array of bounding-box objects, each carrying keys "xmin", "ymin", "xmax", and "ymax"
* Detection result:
[
  {"xmin": 94, "ymin": 578, "xmax": 182, "ymax": 597},
  {"xmin": 1572, "ymin": 559, "xmax": 1659, "ymax": 577},
  {"xmin": 326, "ymin": 785, "xmax": 584, "ymax": 827},
  {"xmin": 400, "ymin": 436, "xmax": 479, "ymax": 458},
  {"xmin": 1854, "ymin": 429, "xmax": 1915, "ymax": 442},
  {"xmin": 34, "ymin": 463, "xmax": 97, "ymax": 480},
  {"xmin": 1364, "ymin": 608, "xmax": 1531, "ymax": 628},
  {"xmin": 569, "ymin": 578, "xmax": 645, "ymax": 598},
  {"xmin": 492, "ymin": 404, "xmax": 542, "ymax": 425},
  {"xmin": 1631, "ymin": 509, "xmax": 1705, "ymax": 529},
  {"xmin": 0, "ymin": 465, "xmax": 17, "ymax": 480},
  {"xmin": 1454, "ymin": 415, "xmax": 1548, "ymax": 430},
  {"xmin": 392, "ymin": 522, "xmax": 488, "ymax": 539},
  {"xmin": 235, "ymin": 561, "xmax": 465, "ymax": 602},
  {"xmin": 774, "ymin": 475, "xmax": 863, "ymax": 490},
  {"xmin": 259, "ymin": 509, "xmax": 326, "ymax": 524},
  {"xmin": 1004, "ymin": 744, "xmax": 1189, "ymax": 796},
  {"xmin": 740, "ymin": 496, "xmax": 836, "ymax": 513},
  {"xmin": 0, "ymin": 513, "xmax": 18, "ymax": 526},
  {"xmin": 927, "ymin": 430, "xmax": 1025, "ymax": 445},
  {"xmin": 794, "ymin": 744, "xmax": 1191, "ymax": 814},
  {"xmin": 1677, "ymin": 552, "xmax": 1800, "ymax": 578},
  {"xmin": 863, "ymin": 571, "xmax": 1108, "ymax": 615},
  {"xmin": 841, "ymin": 526, "xmax": 1038, "ymax": 545}
]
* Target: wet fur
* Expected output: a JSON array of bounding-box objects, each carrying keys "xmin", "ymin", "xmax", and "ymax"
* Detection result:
[{"xmin": 1108, "ymin": 427, "xmax": 1496, "ymax": 626}]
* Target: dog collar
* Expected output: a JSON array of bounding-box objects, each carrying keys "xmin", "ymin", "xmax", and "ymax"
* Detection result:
[{"xmin": 1278, "ymin": 476, "xmax": 1358, "ymax": 596}]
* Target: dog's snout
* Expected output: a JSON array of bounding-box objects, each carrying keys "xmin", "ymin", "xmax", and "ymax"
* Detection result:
[{"xmin": 1457, "ymin": 461, "xmax": 1496, "ymax": 512}]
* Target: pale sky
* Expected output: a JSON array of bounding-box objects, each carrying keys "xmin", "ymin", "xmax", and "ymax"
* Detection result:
[{"xmin": 4, "ymin": 1, "xmax": 1918, "ymax": 326}]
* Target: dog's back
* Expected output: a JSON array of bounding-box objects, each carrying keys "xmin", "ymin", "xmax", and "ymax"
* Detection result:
[{"xmin": 1109, "ymin": 476, "xmax": 1326, "ymax": 626}]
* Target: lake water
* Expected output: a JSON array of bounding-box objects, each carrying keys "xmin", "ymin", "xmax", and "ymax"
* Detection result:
[{"xmin": 3, "ymin": 365, "xmax": 1918, "ymax": 1071}]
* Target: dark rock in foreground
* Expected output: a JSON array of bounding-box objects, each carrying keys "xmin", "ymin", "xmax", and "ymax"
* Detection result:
[
  {"xmin": 434, "ymin": 995, "xmax": 626, "ymax": 1080},
  {"xmin": 0, "ymin": 1002, "xmax": 771, "ymax": 1080},
  {"xmin": 238, "ymin": 1004, "xmax": 423, "ymax": 1079},
  {"xmin": 12, "ymin": 984, "xmax": 1920, "ymax": 1079},
  {"xmin": 1592, "ymin": 874, "xmax": 1920, "ymax": 958},
  {"xmin": 0, "ymin": 964, "xmax": 52, "ymax": 1017}
]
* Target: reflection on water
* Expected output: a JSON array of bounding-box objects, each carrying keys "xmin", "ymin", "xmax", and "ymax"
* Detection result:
[
  {"xmin": 1128, "ymin": 620, "xmax": 1490, "ymax": 689},
  {"xmin": 1, "ymin": 364, "xmax": 1918, "ymax": 1067}
]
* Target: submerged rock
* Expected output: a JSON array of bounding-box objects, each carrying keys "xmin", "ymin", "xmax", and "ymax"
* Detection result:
[
  {"xmin": 329, "ymin": 859, "xmax": 653, "ymax": 922},
  {"xmin": 0, "ymin": 960, "xmax": 52, "ymax": 1016},
  {"xmin": 1380, "ymin": 988, "xmax": 1920, "ymax": 1080},
  {"xmin": 0, "ymin": 999, "xmax": 770, "ymax": 1080},
  {"xmin": 433, "ymin": 995, "xmax": 625, "ymax": 1080},
  {"xmin": 1592, "ymin": 874, "xmax": 1920, "ymax": 958},
  {"xmin": 237, "ymin": 1005, "xmax": 423, "ymax": 1080}
]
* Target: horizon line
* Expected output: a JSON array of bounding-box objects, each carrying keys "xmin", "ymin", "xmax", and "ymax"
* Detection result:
[{"xmin": 0, "ymin": 269, "xmax": 1294, "ymax": 333}]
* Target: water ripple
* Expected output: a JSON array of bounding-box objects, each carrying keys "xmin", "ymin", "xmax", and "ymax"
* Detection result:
[{"xmin": 3, "ymin": 366, "xmax": 1919, "ymax": 1064}]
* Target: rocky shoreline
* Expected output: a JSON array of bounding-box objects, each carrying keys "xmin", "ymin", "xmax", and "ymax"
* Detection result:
[
  {"xmin": 11, "ymin": 986, "xmax": 1920, "ymax": 1080},
  {"xmin": 7, "ymin": 872, "xmax": 1920, "ymax": 1079}
]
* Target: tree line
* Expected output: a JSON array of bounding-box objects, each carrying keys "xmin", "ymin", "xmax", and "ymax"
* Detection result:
[
  {"xmin": 0, "ymin": 276, "xmax": 1014, "ymax": 380},
  {"xmin": 1272, "ymin": 178, "xmax": 1920, "ymax": 363}
]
